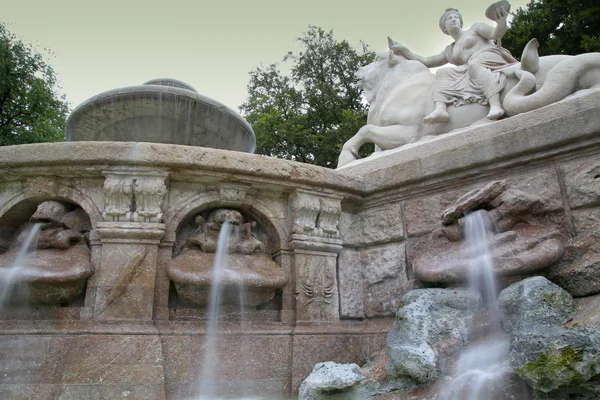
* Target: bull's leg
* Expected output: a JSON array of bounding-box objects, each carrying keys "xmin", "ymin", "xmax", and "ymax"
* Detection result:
[{"xmin": 337, "ymin": 124, "xmax": 421, "ymax": 168}]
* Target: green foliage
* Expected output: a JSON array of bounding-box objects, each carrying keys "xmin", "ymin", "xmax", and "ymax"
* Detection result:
[
  {"xmin": 241, "ymin": 26, "xmax": 375, "ymax": 168},
  {"xmin": 0, "ymin": 22, "xmax": 69, "ymax": 146},
  {"xmin": 504, "ymin": 0, "xmax": 600, "ymax": 58}
]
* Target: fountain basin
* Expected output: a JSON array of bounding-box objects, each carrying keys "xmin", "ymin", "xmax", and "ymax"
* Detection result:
[
  {"xmin": 0, "ymin": 244, "xmax": 94, "ymax": 304},
  {"xmin": 65, "ymin": 79, "xmax": 256, "ymax": 152},
  {"xmin": 167, "ymin": 249, "xmax": 288, "ymax": 307}
]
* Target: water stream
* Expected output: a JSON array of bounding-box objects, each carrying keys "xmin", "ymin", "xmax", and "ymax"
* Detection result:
[
  {"xmin": 197, "ymin": 222, "xmax": 256, "ymax": 399},
  {"xmin": 0, "ymin": 223, "xmax": 42, "ymax": 306},
  {"xmin": 440, "ymin": 211, "xmax": 527, "ymax": 400}
]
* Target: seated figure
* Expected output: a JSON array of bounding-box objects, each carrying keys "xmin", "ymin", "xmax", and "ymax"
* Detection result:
[{"xmin": 389, "ymin": 5, "xmax": 517, "ymax": 124}]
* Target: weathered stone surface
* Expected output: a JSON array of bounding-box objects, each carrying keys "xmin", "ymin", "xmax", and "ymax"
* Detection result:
[
  {"xmin": 298, "ymin": 362, "xmax": 365, "ymax": 400},
  {"xmin": 338, "ymin": 248, "xmax": 364, "ymax": 318},
  {"xmin": 498, "ymin": 276, "xmax": 574, "ymax": 333},
  {"xmin": 167, "ymin": 250, "xmax": 288, "ymax": 307},
  {"xmin": 0, "ymin": 244, "xmax": 93, "ymax": 304},
  {"xmin": 340, "ymin": 202, "xmax": 404, "ymax": 246},
  {"xmin": 412, "ymin": 182, "xmax": 568, "ymax": 284},
  {"xmin": 295, "ymin": 251, "xmax": 340, "ymax": 322},
  {"xmin": 362, "ymin": 243, "xmax": 407, "ymax": 317},
  {"xmin": 65, "ymin": 80, "xmax": 255, "ymax": 153},
  {"xmin": 573, "ymin": 293, "xmax": 600, "ymax": 328},
  {"xmin": 499, "ymin": 277, "xmax": 600, "ymax": 394},
  {"xmin": 404, "ymin": 191, "xmax": 461, "ymax": 237},
  {"xmin": 386, "ymin": 288, "xmax": 481, "ymax": 383},
  {"xmin": 442, "ymin": 180, "xmax": 507, "ymax": 225},
  {"xmin": 572, "ymin": 209, "xmax": 600, "ymax": 235},
  {"xmin": 61, "ymin": 208, "xmax": 92, "ymax": 232},
  {"xmin": 292, "ymin": 333, "xmax": 388, "ymax": 394},
  {"xmin": 548, "ymin": 226, "xmax": 600, "ymax": 297},
  {"xmin": 30, "ymin": 201, "xmax": 69, "ymax": 226},
  {"xmin": 560, "ymin": 157, "xmax": 600, "ymax": 209},
  {"xmin": 510, "ymin": 326, "xmax": 600, "ymax": 393}
]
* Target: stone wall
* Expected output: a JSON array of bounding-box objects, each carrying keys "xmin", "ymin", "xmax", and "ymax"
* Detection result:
[{"xmin": 0, "ymin": 90, "xmax": 598, "ymax": 398}]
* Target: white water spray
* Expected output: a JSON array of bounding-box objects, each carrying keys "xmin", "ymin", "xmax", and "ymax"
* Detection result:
[
  {"xmin": 440, "ymin": 211, "xmax": 527, "ymax": 400},
  {"xmin": 0, "ymin": 223, "xmax": 42, "ymax": 306}
]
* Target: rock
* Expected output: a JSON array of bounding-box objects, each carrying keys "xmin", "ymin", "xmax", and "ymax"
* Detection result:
[
  {"xmin": 386, "ymin": 288, "xmax": 481, "ymax": 383},
  {"xmin": 441, "ymin": 180, "xmax": 507, "ymax": 225},
  {"xmin": 29, "ymin": 200, "xmax": 69, "ymax": 226},
  {"xmin": 298, "ymin": 362, "xmax": 365, "ymax": 400},
  {"xmin": 412, "ymin": 182, "xmax": 567, "ymax": 284},
  {"xmin": 498, "ymin": 276, "xmax": 574, "ymax": 333},
  {"xmin": 548, "ymin": 227, "xmax": 600, "ymax": 297},
  {"xmin": 61, "ymin": 208, "xmax": 92, "ymax": 232},
  {"xmin": 510, "ymin": 326, "xmax": 600, "ymax": 393},
  {"xmin": 499, "ymin": 277, "xmax": 600, "ymax": 395}
]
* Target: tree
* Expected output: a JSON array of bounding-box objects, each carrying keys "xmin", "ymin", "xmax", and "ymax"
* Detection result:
[
  {"xmin": 241, "ymin": 26, "xmax": 375, "ymax": 168},
  {"xmin": 504, "ymin": 0, "xmax": 600, "ymax": 58},
  {"xmin": 0, "ymin": 22, "xmax": 69, "ymax": 146}
]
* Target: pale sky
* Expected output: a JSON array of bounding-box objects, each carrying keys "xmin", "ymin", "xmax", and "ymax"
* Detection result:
[{"xmin": 3, "ymin": 0, "xmax": 529, "ymax": 113}]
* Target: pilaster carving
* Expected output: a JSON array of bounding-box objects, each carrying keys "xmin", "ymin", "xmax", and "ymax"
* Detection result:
[
  {"xmin": 289, "ymin": 190, "xmax": 342, "ymax": 242},
  {"xmin": 102, "ymin": 168, "xmax": 168, "ymax": 223}
]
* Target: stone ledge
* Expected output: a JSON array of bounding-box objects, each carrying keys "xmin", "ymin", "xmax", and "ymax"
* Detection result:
[{"xmin": 338, "ymin": 90, "xmax": 600, "ymax": 194}]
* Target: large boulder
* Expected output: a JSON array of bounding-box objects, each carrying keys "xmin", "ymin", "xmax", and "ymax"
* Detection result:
[
  {"xmin": 386, "ymin": 288, "xmax": 481, "ymax": 383},
  {"xmin": 548, "ymin": 226, "xmax": 600, "ymax": 297},
  {"xmin": 498, "ymin": 277, "xmax": 600, "ymax": 395},
  {"xmin": 298, "ymin": 362, "xmax": 365, "ymax": 400},
  {"xmin": 498, "ymin": 276, "xmax": 574, "ymax": 333}
]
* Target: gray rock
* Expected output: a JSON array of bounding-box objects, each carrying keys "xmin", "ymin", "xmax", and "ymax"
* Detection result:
[
  {"xmin": 298, "ymin": 362, "xmax": 365, "ymax": 400},
  {"xmin": 510, "ymin": 326, "xmax": 600, "ymax": 393},
  {"xmin": 386, "ymin": 288, "xmax": 481, "ymax": 383},
  {"xmin": 498, "ymin": 276, "xmax": 574, "ymax": 333},
  {"xmin": 499, "ymin": 277, "xmax": 600, "ymax": 395},
  {"xmin": 30, "ymin": 201, "xmax": 69, "ymax": 226},
  {"xmin": 61, "ymin": 208, "xmax": 92, "ymax": 232},
  {"xmin": 548, "ymin": 227, "xmax": 600, "ymax": 297}
]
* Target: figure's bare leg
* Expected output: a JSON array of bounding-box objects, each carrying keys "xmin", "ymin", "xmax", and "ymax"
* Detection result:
[
  {"xmin": 423, "ymin": 102, "xmax": 450, "ymax": 124},
  {"xmin": 487, "ymin": 93, "xmax": 505, "ymax": 120}
]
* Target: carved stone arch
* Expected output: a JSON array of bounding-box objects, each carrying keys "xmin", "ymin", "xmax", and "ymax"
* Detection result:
[
  {"xmin": 0, "ymin": 182, "xmax": 102, "ymax": 228},
  {"xmin": 165, "ymin": 192, "xmax": 284, "ymax": 256}
]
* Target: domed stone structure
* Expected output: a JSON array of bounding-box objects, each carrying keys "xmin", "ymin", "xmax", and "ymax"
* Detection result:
[{"xmin": 65, "ymin": 78, "xmax": 255, "ymax": 152}]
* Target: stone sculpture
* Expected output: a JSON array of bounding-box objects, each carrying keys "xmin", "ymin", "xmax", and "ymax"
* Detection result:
[
  {"xmin": 410, "ymin": 181, "xmax": 567, "ymax": 283},
  {"xmin": 390, "ymin": 4, "xmax": 515, "ymax": 123},
  {"xmin": 0, "ymin": 201, "xmax": 94, "ymax": 304},
  {"xmin": 167, "ymin": 208, "xmax": 287, "ymax": 307},
  {"xmin": 337, "ymin": 2, "xmax": 600, "ymax": 168}
]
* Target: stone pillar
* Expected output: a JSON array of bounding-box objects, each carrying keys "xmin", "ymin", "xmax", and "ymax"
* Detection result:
[
  {"xmin": 84, "ymin": 167, "xmax": 168, "ymax": 321},
  {"xmin": 289, "ymin": 190, "xmax": 343, "ymax": 323}
]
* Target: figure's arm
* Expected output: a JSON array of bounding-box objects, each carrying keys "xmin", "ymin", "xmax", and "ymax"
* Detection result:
[
  {"xmin": 388, "ymin": 37, "xmax": 448, "ymax": 68},
  {"xmin": 474, "ymin": 6, "xmax": 509, "ymax": 41}
]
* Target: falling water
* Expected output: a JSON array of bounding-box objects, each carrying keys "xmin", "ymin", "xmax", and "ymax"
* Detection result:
[
  {"xmin": 198, "ymin": 220, "xmax": 232, "ymax": 399},
  {"xmin": 440, "ymin": 211, "xmax": 528, "ymax": 400},
  {"xmin": 464, "ymin": 210, "xmax": 500, "ymax": 322},
  {"xmin": 0, "ymin": 223, "xmax": 42, "ymax": 306}
]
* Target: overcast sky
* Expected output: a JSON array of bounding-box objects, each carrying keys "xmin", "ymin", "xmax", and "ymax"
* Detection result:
[{"xmin": 3, "ymin": 0, "xmax": 529, "ymax": 113}]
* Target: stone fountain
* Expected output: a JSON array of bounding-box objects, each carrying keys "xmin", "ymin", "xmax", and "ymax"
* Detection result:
[{"xmin": 1, "ymin": 4, "xmax": 600, "ymax": 399}]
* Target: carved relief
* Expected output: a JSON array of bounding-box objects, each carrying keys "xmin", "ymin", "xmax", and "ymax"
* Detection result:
[
  {"xmin": 0, "ymin": 200, "xmax": 94, "ymax": 305},
  {"xmin": 134, "ymin": 177, "xmax": 167, "ymax": 223},
  {"xmin": 300, "ymin": 258, "xmax": 335, "ymax": 309},
  {"xmin": 410, "ymin": 180, "xmax": 568, "ymax": 283},
  {"xmin": 296, "ymin": 254, "xmax": 339, "ymax": 321},
  {"xmin": 290, "ymin": 190, "xmax": 342, "ymax": 239},
  {"xmin": 102, "ymin": 175, "xmax": 133, "ymax": 222},
  {"xmin": 167, "ymin": 208, "xmax": 287, "ymax": 307},
  {"xmin": 102, "ymin": 169, "xmax": 167, "ymax": 222}
]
